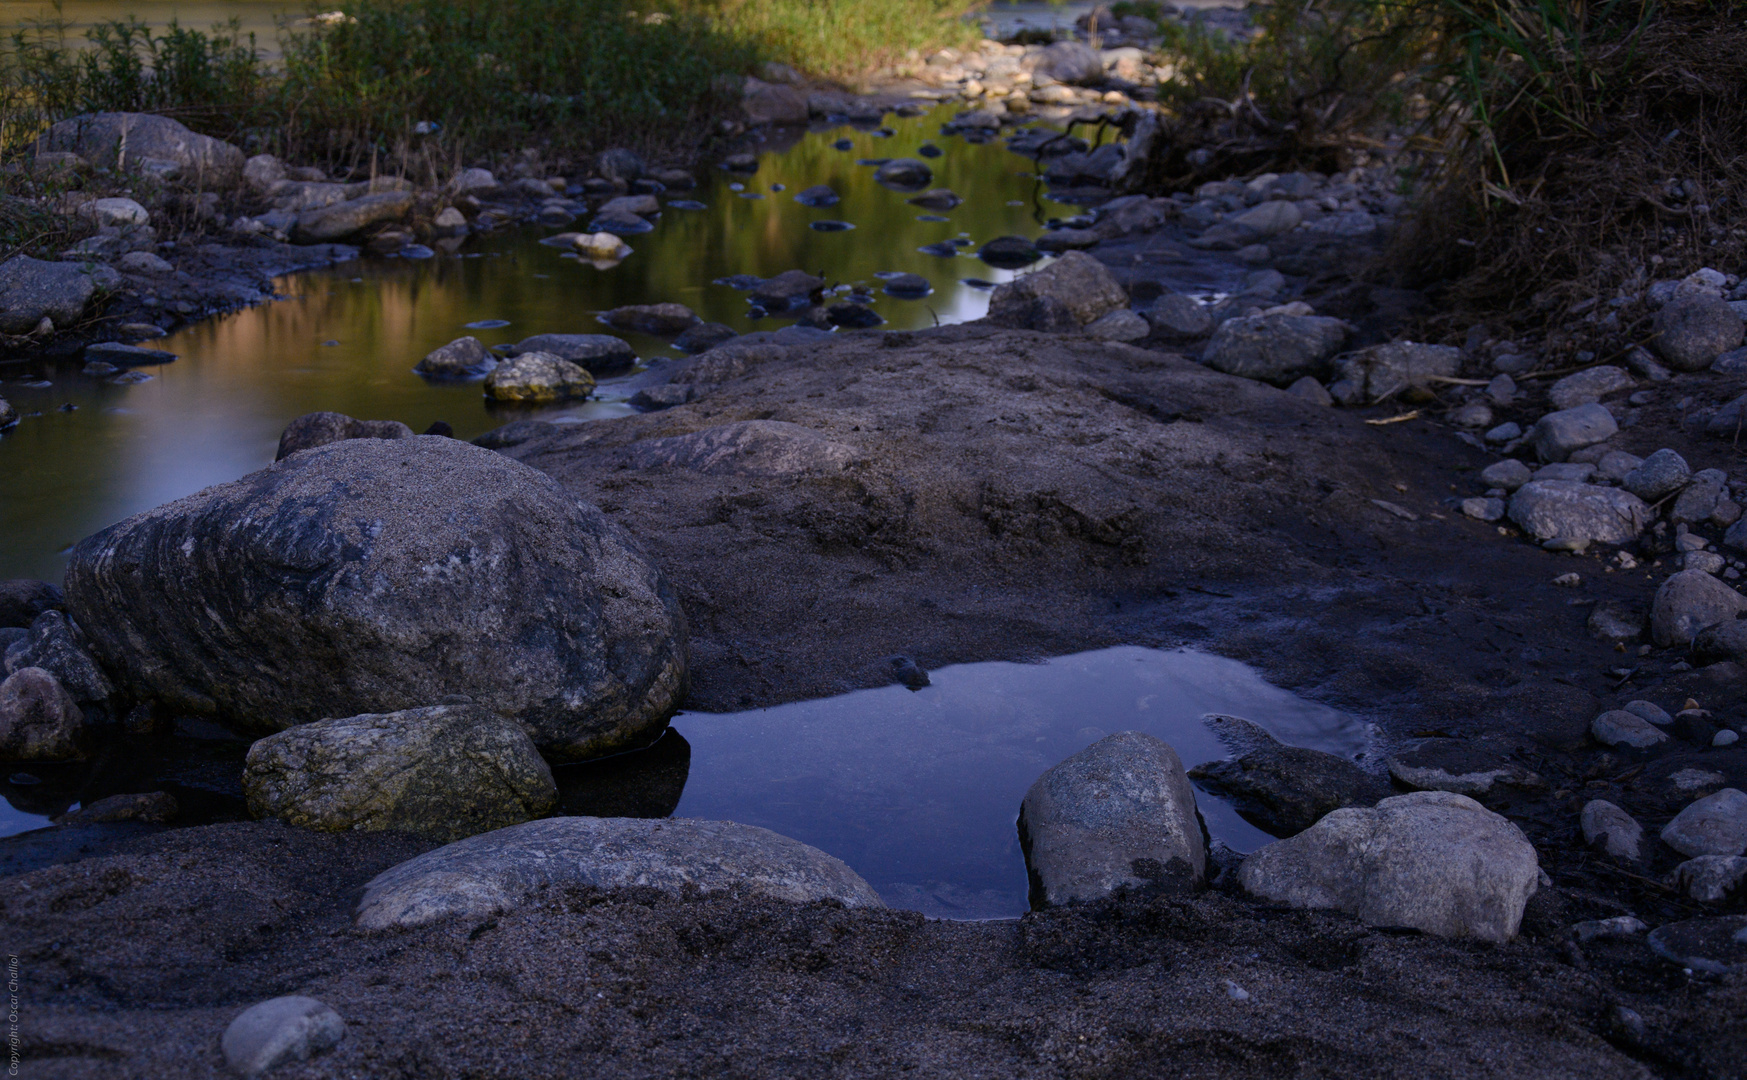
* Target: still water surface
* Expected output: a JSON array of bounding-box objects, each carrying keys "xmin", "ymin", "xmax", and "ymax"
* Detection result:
[{"xmin": 1, "ymin": 112, "xmax": 1085, "ymax": 580}]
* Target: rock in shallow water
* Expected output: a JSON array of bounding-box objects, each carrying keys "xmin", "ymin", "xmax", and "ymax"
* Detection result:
[
  {"xmin": 222, "ymin": 995, "xmax": 345, "ymax": 1078},
  {"xmin": 0, "ymin": 667, "xmax": 88, "ymax": 762},
  {"xmin": 484, "ymin": 352, "xmax": 596, "ymax": 402},
  {"xmin": 1188, "ymin": 716, "xmax": 1386, "ymax": 838},
  {"xmin": 355, "ymin": 816, "xmax": 884, "ymax": 929},
  {"xmin": 504, "ymin": 333, "xmax": 636, "ymax": 376},
  {"xmin": 414, "ymin": 336, "xmax": 496, "ymax": 379},
  {"xmin": 1019, "ymin": 731, "xmax": 1206, "ymax": 908},
  {"xmin": 987, "ymin": 251, "xmax": 1126, "ymax": 329},
  {"xmin": 244, "ymin": 704, "xmax": 558, "ymax": 841},
  {"xmin": 602, "ymin": 303, "xmax": 701, "ymax": 337},
  {"xmin": 1237, "ymin": 791, "xmax": 1540, "ymax": 942},
  {"xmin": 64, "ymin": 437, "xmax": 687, "ymax": 760}
]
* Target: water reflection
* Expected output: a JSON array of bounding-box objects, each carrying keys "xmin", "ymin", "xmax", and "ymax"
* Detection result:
[
  {"xmin": 672, "ymin": 646, "xmax": 1372, "ymax": 920},
  {"xmin": 0, "ymin": 111, "xmax": 1050, "ymax": 581}
]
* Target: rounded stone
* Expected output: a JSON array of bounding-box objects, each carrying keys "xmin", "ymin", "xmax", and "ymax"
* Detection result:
[
  {"xmin": 414, "ymin": 336, "xmax": 496, "ymax": 379},
  {"xmin": 1661, "ymin": 788, "xmax": 1747, "ymax": 858},
  {"xmin": 1651, "ymin": 569, "xmax": 1747, "ymax": 646},
  {"xmin": 221, "ymin": 995, "xmax": 345, "ymax": 1077},
  {"xmin": 484, "ymin": 352, "xmax": 596, "ymax": 402},
  {"xmin": 63, "ymin": 437, "xmax": 687, "ymax": 760}
]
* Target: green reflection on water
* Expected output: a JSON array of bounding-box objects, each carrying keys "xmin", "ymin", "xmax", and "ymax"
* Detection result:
[{"xmin": 0, "ymin": 112, "xmax": 1060, "ymax": 581}]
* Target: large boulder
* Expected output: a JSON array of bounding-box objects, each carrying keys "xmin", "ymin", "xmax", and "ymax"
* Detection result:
[
  {"xmin": 0, "ymin": 667, "xmax": 89, "ymax": 762},
  {"xmin": 1202, "ymin": 315, "xmax": 1348, "ymax": 387},
  {"xmin": 38, "ymin": 112, "xmax": 244, "ymax": 187},
  {"xmin": 244, "ymin": 704, "xmax": 558, "ymax": 840},
  {"xmin": 1187, "ymin": 715, "xmax": 1388, "ymax": 837},
  {"xmin": 0, "ymin": 256, "xmax": 105, "ymax": 335},
  {"xmin": 275, "ymin": 411, "xmax": 414, "ymax": 461},
  {"xmin": 505, "ymin": 334, "xmax": 637, "ymax": 376},
  {"xmin": 1018, "ymin": 731, "xmax": 1205, "ymax": 908},
  {"xmin": 1329, "ymin": 341, "xmax": 1462, "ymax": 404},
  {"xmin": 1506, "ymin": 480, "xmax": 1649, "ymax": 544},
  {"xmin": 1237, "ymin": 791, "xmax": 1540, "ymax": 942},
  {"xmin": 63, "ymin": 437, "xmax": 688, "ymax": 760},
  {"xmin": 354, "ymin": 816, "xmax": 884, "ymax": 930},
  {"xmin": 1651, "ymin": 569, "xmax": 1747, "ymax": 647},
  {"xmin": 483, "ymin": 352, "xmax": 596, "ymax": 403},
  {"xmin": 1655, "ymin": 294, "xmax": 1744, "ymax": 371},
  {"xmin": 986, "ymin": 251, "xmax": 1127, "ymax": 328},
  {"xmin": 291, "ymin": 191, "xmax": 415, "ymax": 243}
]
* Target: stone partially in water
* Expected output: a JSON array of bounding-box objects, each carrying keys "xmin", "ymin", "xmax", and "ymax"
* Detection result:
[
  {"xmin": 222, "ymin": 995, "xmax": 345, "ymax": 1078},
  {"xmin": 63, "ymin": 437, "xmax": 688, "ymax": 760},
  {"xmin": 1188, "ymin": 715, "xmax": 1387, "ymax": 838},
  {"xmin": 275, "ymin": 411, "xmax": 414, "ymax": 460},
  {"xmin": 987, "ymin": 251, "xmax": 1125, "ymax": 328},
  {"xmin": 414, "ymin": 336, "xmax": 497, "ymax": 379},
  {"xmin": 355, "ymin": 816, "xmax": 885, "ymax": 930},
  {"xmin": 1018, "ymin": 731, "xmax": 1206, "ymax": 908},
  {"xmin": 873, "ymin": 158, "xmax": 933, "ymax": 191},
  {"xmin": 244, "ymin": 704, "xmax": 558, "ymax": 841},
  {"xmin": 794, "ymin": 185, "xmax": 840, "ymax": 207},
  {"xmin": 810, "ymin": 220, "xmax": 855, "ymax": 232},
  {"xmin": 484, "ymin": 352, "xmax": 595, "ymax": 402},
  {"xmin": 907, "ymin": 189, "xmax": 962, "ymax": 211},
  {"xmin": 1237, "ymin": 791, "xmax": 1540, "ymax": 942},
  {"xmin": 977, "ymin": 235, "xmax": 1042, "ymax": 269},
  {"xmin": 673, "ymin": 323, "xmax": 737, "ymax": 354},
  {"xmin": 882, "ymin": 273, "xmax": 932, "ymax": 298},
  {"xmin": 749, "ymin": 270, "xmax": 824, "ymax": 311},
  {"xmin": 827, "ymin": 302, "xmax": 883, "ymax": 329},
  {"xmin": 53, "ymin": 790, "xmax": 178, "ymax": 825},
  {"xmin": 504, "ymin": 334, "xmax": 636, "ymax": 376},
  {"xmin": 0, "ymin": 667, "xmax": 88, "ymax": 762},
  {"xmin": 602, "ymin": 303, "xmax": 701, "ymax": 336}
]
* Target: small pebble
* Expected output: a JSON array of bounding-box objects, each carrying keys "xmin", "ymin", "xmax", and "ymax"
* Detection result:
[{"xmin": 1222, "ymin": 979, "xmax": 1251, "ymax": 1002}]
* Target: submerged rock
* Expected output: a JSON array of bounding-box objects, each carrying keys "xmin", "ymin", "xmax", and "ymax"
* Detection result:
[
  {"xmin": 222, "ymin": 995, "xmax": 345, "ymax": 1078},
  {"xmin": 907, "ymin": 189, "xmax": 962, "ymax": 211},
  {"xmin": 244, "ymin": 704, "xmax": 557, "ymax": 841},
  {"xmin": 986, "ymin": 251, "xmax": 1126, "ymax": 328},
  {"xmin": 0, "ymin": 667, "xmax": 88, "ymax": 762},
  {"xmin": 355, "ymin": 816, "xmax": 884, "ymax": 930},
  {"xmin": 276, "ymin": 411, "xmax": 414, "ymax": 460},
  {"xmin": 484, "ymin": 352, "xmax": 596, "ymax": 402},
  {"xmin": 749, "ymin": 270, "xmax": 824, "ymax": 311},
  {"xmin": 873, "ymin": 158, "xmax": 933, "ymax": 191},
  {"xmin": 977, "ymin": 235, "xmax": 1043, "ymax": 270},
  {"xmin": 1018, "ymin": 731, "xmax": 1206, "ymax": 908},
  {"xmin": 63, "ymin": 437, "xmax": 688, "ymax": 760},
  {"xmin": 54, "ymin": 790, "xmax": 178, "ymax": 825},
  {"xmin": 673, "ymin": 322, "xmax": 737, "ymax": 353},
  {"xmin": 1237, "ymin": 791, "xmax": 1540, "ymax": 942},
  {"xmin": 794, "ymin": 185, "xmax": 840, "ymax": 207}
]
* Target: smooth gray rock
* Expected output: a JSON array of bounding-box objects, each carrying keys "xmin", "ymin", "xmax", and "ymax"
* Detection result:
[
  {"xmin": 1386, "ymin": 738, "xmax": 1541, "ymax": 797},
  {"xmin": 1227, "ymin": 199, "xmax": 1301, "ymax": 239},
  {"xmin": 1625, "ymin": 700, "xmax": 1673, "ymax": 725},
  {"xmin": 1329, "ymin": 341, "xmax": 1461, "ymax": 403},
  {"xmin": 1673, "ymin": 855, "xmax": 1747, "ymax": 902},
  {"xmin": 0, "ymin": 580, "xmax": 62, "ymax": 629},
  {"xmin": 291, "ymin": 191, "xmax": 415, "ymax": 243},
  {"xmin": 414, "ymin": 336, "xmax": 497, "ymax": 379},
  {"xmin": 1623, "ymin": 448, "xmax": 1691, "ymax": 502},
  {"xmin": 1029, "ymin": 40, "xmax": 1105, "ymax": 84},
  {"xmin": 63, "ymin": 437, "xmax": 688, "ymax": 760},
  {"xmin": 0, "ymin": 667, "xmax": 88, "ymax": 762},
  {"xmin": 221, "ymin": 995, "xmax": 345, "ymax": 1077},
  {"xmin": 1581, "ymin": 799, "xmax": 1643, "ymax": 860},
  {"xmin": 3, "ymin": 610, "xmax": 113, "ymax": 703},
  {"xmin": 244, "ymin": 704, "xmax": 558, "ymax": 841},
  {"xmin": 602, "ymin": 303, "xmax": 702, "ymax": 336},
  {"xmin": 1506, "ymin": 480, "xmax": 1649, "ymax": 544},
  {"xmin": 1143, "ymin": 294, "xmax": 1214, "ymax": 340},
  {"xmin": 1186, "ymin": 715, "xmax": 1387, "ymax": 838},
  {"xmin": 1086, "ymin": 308, "xmax": 1149, "ymax": 342},
  {"xmin": 40, "ymin": 112, "xmax": 244, "ymax": 187},
  {"xmin": 275, "ymin": 411, "xmax": 414, "ymax": 460},
  {"xmin": 1661, "ymin": 788, "xmax": 1747, "ymax": 858},
  {"xmin": 355, "ymin": 816, "xmax": 884, "ymax": 929},
  {"xmin": 1655, "ymin": 294, "xmax": 1745, "ymax": 370},
  {"xmin": 873, "ymin": 158, "xmax": 933, "ymax": 191},
  {"xmin": 987, "ymin": 251, "xmax": 1126, "ymax": 328},
  {"xmin": 0, "ymin": 256, "xmax": 103, "ymax": 335},
  {"xmin": 505, "ymin": 333, "xmax": 637, "ymax": 375},
  {"xmin": 1651, "ymin": 569, "xmax": 1747, "ymax": 646},
  {"xmin": 625, "ymin": 420, "xmax": 858, "ymax": 477},
  {"xmin": 1530, "ymin": 403, "xmax": 1618, "ymax": 462},
  {"xmin": 1201, "ymin": 315, "xmax": 1348, "ymax": 387},
  {"xmin": 595, "ymin": 147, "xmax": 645, "ymax": 182},
  {"xmin": 1479, "ymin": 459, "xmax": 1532, "ymax": 491},
  {"xmin": 1590, "ymin": 710, "xmax": 1669, "ymax": 749},
  {"xmin": 484, "ymin": 352, "xmax": 595, "ymax": 403},
  {"xmin": 1461, "ymin": 497, "xmax": 1506, "ymax": 522},
  {"xmin": 1670, "ymin": 470, "xmax": 1726, "ymax": 526},
  {"xmin": 1286, "ymin": 376, "xmax": 1333, "ymax": 407},
  {"xmin": 1595, "ymin": 450, "xmax": 1643, "ymax": 482},
  {"xmin": 1646, "ymin": 915, "xmax": 1747, "ymax": 973},
  {"xmin": 1532, "ymin": 462, "xmax": 1594, "ymax": 483},
  {"xmin": 1020, "ymin": 731, "xmax": 1205, "ymax": 907},
  {"xmin": 1237, "ymin": 791, "xmax": 1540, "ymax": 942},
  {"xmin": 1548, "ymin": 366, "xmax": 1633, "ymax": 410}
]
